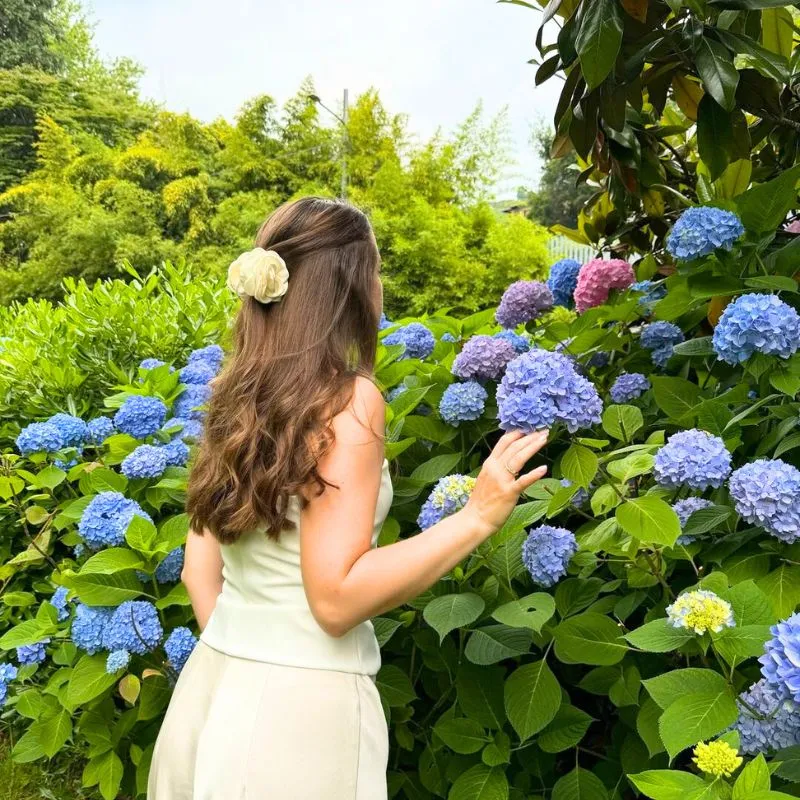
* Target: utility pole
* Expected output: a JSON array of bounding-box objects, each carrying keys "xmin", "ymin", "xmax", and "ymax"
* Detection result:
[{"xmin": 340, "ymin": 88, "xmax": 349, "ymax": 201}]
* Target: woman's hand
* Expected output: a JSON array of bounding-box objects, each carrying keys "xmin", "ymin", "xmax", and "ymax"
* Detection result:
[{"xmin": 461, "ymin": 429, "xmax": 549, "ymax": 538}]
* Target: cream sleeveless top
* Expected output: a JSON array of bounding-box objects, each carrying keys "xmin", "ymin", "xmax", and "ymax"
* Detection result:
[{"xmin": 200, "ymin": 458, "xmax": 394, "ymax": 676}]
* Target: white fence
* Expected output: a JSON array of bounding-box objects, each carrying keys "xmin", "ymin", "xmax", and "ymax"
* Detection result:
[{"xmin": 546, "ymin": 235, "xmax": 598, "ymax": 263}]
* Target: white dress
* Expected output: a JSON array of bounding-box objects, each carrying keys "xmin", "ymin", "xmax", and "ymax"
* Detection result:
[{"xmin": 147, "ymin": 458, "xmax": 394, "ymax": 800}]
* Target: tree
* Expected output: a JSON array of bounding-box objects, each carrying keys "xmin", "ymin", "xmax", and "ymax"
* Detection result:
[{"xmin": 0, "ymin": 0, "xmax": 63, "ymax": 72}]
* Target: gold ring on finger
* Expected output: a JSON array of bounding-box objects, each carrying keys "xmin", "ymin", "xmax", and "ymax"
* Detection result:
[{"xmin": 504, "ymin": 461, "xmax": 519, "ymax": 477}]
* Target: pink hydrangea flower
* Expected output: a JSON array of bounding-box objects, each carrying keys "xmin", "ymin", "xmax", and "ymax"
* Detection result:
[{"xmin": 573, "ymin": 259, "xmax": 635, "ymax": 313}]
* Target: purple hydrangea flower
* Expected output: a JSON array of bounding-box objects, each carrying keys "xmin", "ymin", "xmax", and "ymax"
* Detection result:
[
  {"xmin": 114, "ymin": 396, "xmax": 168, "ymax": 439},
  {"xmin": 734, "ymin": 678, "xmax": 800, "ymax": 755},
  {"xmin": 47, "ymin": 414, "xmax": 88, "ymax": 447},
  {"xmin": 173, "ymin": 385, "xmax": 211, "ymax": 420},
  {"xmin": 654, "ymin": 430, "xmax": 732, "ymax": 490},
  {"xmin": 78, "ymin": 492, "xmax": 152, "ymax": 550},
  {"xmin": 417, "ymin": 474, "xmax": 477, "ymax": 530},
  {"xmin": 71, "ymin": 605, "xmax": 113, "ymax": 654},
  {"xmin": 164, "ymin": 627, "xmax": 198, "ymax": 673},
  {"xmin": 610, "ymin": 373, "xmax": 650, "ymax": 404},
  {"xmin": 729, "ymin": 459, "xmax": 800, "ymax": 543},
  {"xmin": 452, "ymin": 335, "xmax": 517, "ymax": 382},
  {"xmin": 667, "ymin": 207, "xmax": 744, "ymax": 261},
  {"xmin": 383, "ymin": 322, "xmax": 435, "ymax": 360},
  {"xmin": 86, "ymin": 417, "xmax": 115, "ymax": 445},
  {"xmin": 48, "ymin": 586, "xmax": 71, "ymax": 622},
  {"xmin": 16, "ymin": 422, "xmax": 64, "ymax": 456},
  {"xmin": 496, "ymin": 281, "xmax": 554, "ymax": 328},
  {"xmin": 494, "ymin": 329, "xmax": 530, "ymax": 354},
  {"xmin": 713, "ymin": 294, "xmax": 800, "ymax": 365},
  {"xmin": 188, "ymin": 345, "xmax": 224, "ymax": 370},
  {"xmin": 121, "ymin": 444, "xmax": 168, "ymax": 480},
  {"xmin": 106, "ymin": 650, "xmax": 130, "ymax": 674},
  {"xmin": 496, "ymin": 349, "xmax": 602, "ymax": 433},
  {"xmin": 547, "ymin": 259, "xmax": 582, "ymax": 308},
  {"xmin": 672, "ymin": 497, "xmax": 713, "ymax": 545},
  {"xmin": 439, "ymin": 381, "xmax": 488, "ymax": 426},
  {"xmin": 761, "ymin": 613, "xmax": 800, "ymax": 702},
  {"xmin": 155, "ymin": 547, "xmax": 184, "ymax": 584},
  {"xmin": 522, "ymin": 525, "xmax": 577, "ymax": 587},
  {"xmin": 17, "ymin": 641, "xmax": 49, "ymax": 666},
  {"xmin": 641, "ymin": 322, "xmax": 684, "ymax": 367},
  {"xmin": 102, "ymin": 601, "xmax": 163, "ymax": 656}
]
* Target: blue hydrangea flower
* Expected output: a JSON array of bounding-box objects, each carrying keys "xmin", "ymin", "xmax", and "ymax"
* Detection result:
[
  {"xmin": 106, "ymin": 649, "xmax": 130, "ymax": 674},
  {"xmin": 610, "ymin": 373, "xmax": 651, "ymax": 404},
  {"xmin": 667, "ymin": 207, "xmax": 744, "ymax": 261},
  {"xmin": 654, "ymin": 430, "xmax": 732, "ymax": 490},
  {"xmin": 165, "ymin": 627, "xmax": 198, "ymax": 673},
  {"xmin": 672, "ymin": 497, "xmax": 713, "ymax": 545},
  {"xmin": 164, "ymin": 417, "xmax": 204, "ymax": 442},
  {"xmin": 734, "ymin": 678, "xmax": 800, "ymax": 755},
  {"xmin": 47, "ymin": 413, "xmax": 88, "ymax": 447},
  {"xmin": 631, "ymin": 280, "xmax": 667, "ymax": 309},
  {"xmin": 71, "ymin": 605, "xmax": 113, "ymax": 654},
  {"xmin": 78, "ymin": 492, "xmax": 152, "ymax": 550},
  {"xmin": 179, "ymin": 360, "xmax": 217, "ymax": 385},
  {"xmin": 54, "ymin": 452, "xmax": 81, "ymax": 471},
  {"xmin": 712, "ymin": 294, "xmax": 800, "ymax": 365},
  {"xmin": 560, "ymin": 478, "xmax": 589, "ymax": 507},
  {"xmin": 452, "ymin": 335, "xmax": 517, "ymax": 381},
  {"xmin": 641, "ymin": 322, "xmax": 684, "ymax": 367},
  {"xmin": 188, "ymin": 345, "xmax": 224, "ymax": 370},
  {"xmin": 140, "ymin": 358, "xmax": 168, "ymax": 370},
  {"xmin": 417, "ymin": 474, "xmax": 477, "ymax": 530},
  {"xmin": 114, "ymin": 396, "xmax": 168, "ymax": 439},
  {"xmin": 48, "ymin": 586, "xmax": 71, "ymax": 622},
  {"xmin": 102, "ymin": 601, "xmax": 163, "ymax": 656},
  {"xmin": 16, "ymin": 422, "xmax": 64, "ymax": 456},
  {"xmin": 121, "ymin": 444, "xmax": 168, "ymax": 480},
  {"xmin": 173, "ymin": 385, "xmax": 211, "ymax": 420},
  {"xmin": 494, "ymin": 329, "xmax": 530, "ymax": 354},
  {"xmin": 0, "ymin": 663, "xmax": 18, "ymax": 683},
  {"xmin": 383, "ymin": 322, "xmax": 435, "ymax": 360},
  {"xmin": 729, "ymin": 459, "xmax": 800, "ymax": 543},
  {"xmin": 496, "ymin": 281, "xmax": 554, "ymax": 328},
  {"xmin": 439, "ymin": 381, "xmax": 488, "ymax": 426},
  {"xmin": 547, "ymin": 259, "xmax": 582, "ymax": 308},
  {"xmin": 522, "ymin": 525, "xmax": 577, "ymax": 587},
  {"xmin": 588, "ymin": 351, "xmax": 609, "ymax": 368},
  {"xmin": 0, "ymin": 683, "xmax": 6, "ymax": 707},
  {"xmin": 761, "ymin": 613, "xmax": 800, "ymax": 702},
  {"xmin": 160, "ymin": 439, "xmax": 190, "ymax": 467},
  {"xmin": 379, "ymin": 313, "xmax": 393, "ymax": 331},
  {"xmin": 155, "ymin": 547, "xmax": 184, "ymax": 584},
  {"xmin": 497, "ymin": 349, "xmax": 603, "ymax": 433},
  {"xmin": 17, "ymin": 640, "xmax": 49, "ymax": 666},
  {"xmin": 86, "ymin": 417, "xmax": 115, "ymax": 445},
  {"xmin": 441, "ymin": 332, "xmax": 459, "ymax": 343}
]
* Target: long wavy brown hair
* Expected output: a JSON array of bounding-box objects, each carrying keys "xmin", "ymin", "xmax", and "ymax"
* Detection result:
[{"xmin": 186, "ymin": 197, "xmax": 382, "ymax": 543}]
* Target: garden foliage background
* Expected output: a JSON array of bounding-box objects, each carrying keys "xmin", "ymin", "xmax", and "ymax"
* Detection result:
[{"xmin": 3, "ymin": 1, "xmax": 800, "ymax": 800}]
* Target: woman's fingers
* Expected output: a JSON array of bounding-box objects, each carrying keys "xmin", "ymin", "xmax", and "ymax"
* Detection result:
[
  {"xmin": 515, "ymin": 464, "xmax": 548, "ymax": 490},
  {"xmin": 490, "ymin": 429, "xmax": 525, "ymax": 458},
  {"xmin": 504, "ymin": 430, "xmax": 549, "ymax": 473}
]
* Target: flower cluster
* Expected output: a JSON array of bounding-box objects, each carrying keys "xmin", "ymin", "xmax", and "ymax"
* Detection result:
[
  {"xmin": 102, "ymin": 601, "xmax": 163, "ymax": 655},
  {"xmin": 121, "ymin": 444, "xmax": 168, "ymax": 480},
  {"xmin": 495, "ymin": 281, "xmax": 553, "ymax": 328},
  {"xmin": 379, "ymin": 313, "xmax": 393, "ymax": 331},
  {"xmin": 729, "ymin": 459, "xmax": 800, "ymax": 543},
  {"xmin": 417, "ymin": 474, "xmax": 477, "ymax": 530},
  {"xmin": 0, "ymin": 662, "xmax": 18, "ymax": 707},
  {"xmin": 667, "ymin": 207, "xmax": 744, "ymax": 261},
  {"xmin": 573, "ymin": 259, "xmax": 635, "ymax": 313},
  {"xmin": 452, "ymin": 335, "xmax": 516, "ymax": 382},
  {"xmin": 87, "ymin": 416, "xmax": 115, "ymax": 445},
  {"xmin": 494, "ymin": 329, "xmax": 530, "ymax": 354},
  {"xmin": 161, "ymin": 439, "xmax": 190, "ymax": 467},
  {"xmin": 155, "ymin": 547, "xmax": 184, "ymax": 584},
  {"xmin": 383, "ymin": 322, "xmax": 435, "ymax": 360},
  {"xmin": 17, "ymin": 640, "xmax": 49, "ymax": 666},
  {"xmin": 672, "ymin": 497, "xmax": 713, "ymax": 546},
  {"xmin": 140, "ymin": 358, "xmax": 167, "ymax": 370},
  {"xmin": 166, "ymin": 417, "xmax": 204, "ymax": 442},
  {"xmin": 78, "ymin": 492, "xmax": 151, "ymax": 550},
  {"xmin": 173, "ymin": 384, "xmax": 211, "ymax": 420},
  {"xmin": 609, "ymin": 373, "xmax": 650, "ymax": 404},
  {"xmin": 734, "ymin": 679, "xmax": 800, "ymax": 755},
  {"xmin": 547, "ymin": 259, "xmax": 582, "ymax": 308},
  {"xmin": 496, "ymin": 349, "xmax": 602, "ymax": 433},
  {"xmin": 666, "ymin": 589, "xmax": 735, "ymax": 635},
  {"xmin": 179, "ymin": 360, "xmax": 217, "ymax": 385},
  {"xmin": 106, "ymin": 650, "xmax": 131, "ymax": 674},
  {"xmin": 654, "ymin": 430, "xmax": 731, "ymax": 490},
  {"xmin": 114, "ymin": 396, "xmax": 168, "ymax": 439},
  {"xmin": 49, "ymin": 586, "xmax": 71, "ymax": 622},
  {"xmin": 439, "ymin": 381, "xmax": 488, "ymax": 426},
  {"xmin": 165, "ymin": 627, "xmax": 198, "ymax": 673},
  {"xmin": 441, "ymin": 332, "xmax": 459, "ymax": 343},
  {"xmin": 16, "ymin": 422, "xmax": 64, "ymax": 456},
  {"xmin": 71, "ymin": 605, "xmax": 113, "ymax": 654},
  {"xmin": 692, "ymin": 740, "xmax": 742, "ymax": 778},
  {"xmin": 522, "ymin": 525, "xmax": 577, "ymax": 587},
  {"xmin": 189, "ymin": 345, "xmax": 224, "ymax": 371},
  {"xmin": 640, "ymin": 322, "xmax": 684, "ymax": 367},
  {"xmin": 630, "ymin": 280, "xmax": 667, "ymax": 309},
  {"xmin": 47, "ymin": 413, "xmax": 88, "ymax": 447},
  {"xmin": 760, "ymin": 613, "xmax": 800, "ymax": 702},
  {"xmin": 712, "ymin": 293, "xmax": 800, "ymax": 364}
]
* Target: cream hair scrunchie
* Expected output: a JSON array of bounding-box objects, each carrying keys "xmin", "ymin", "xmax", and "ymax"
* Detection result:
[{"xmin": 227, "ymin": 248, "xmax": 289, "ymax": 304}]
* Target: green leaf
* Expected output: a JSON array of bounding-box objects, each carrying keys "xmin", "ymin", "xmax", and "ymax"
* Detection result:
[
  {"xmin": 658, "ymin": 690, "xmax": 739, "ymax": 759},
  {"xmin": 651, "ymin": 376, "xmax": 702, "ymax": 421},
  {"xmin": 68, "ymin": 570, "xmax": 144, "ymax": 606},
  {"xmin": 602, "ymin": 404, "xmax": 644, "ymax": 441},
  {"xmin": 575, "ymin": 0, "xmax": 624, "ymax": 90},
  {"xmin": 38, "ymin": 709, "xmax": 72, "ymax": 758},
  {"xmin": 761, "ymin": 7, "xmax": 793, "ymax": 59},
  {"xmin": 503, "ymin": 659, "xmax": 561, "ymax": 742},
  {"xmin": 643, "ymin": 669, "xmax": 730, "ymax": 710},
  {"xmin": 672, "ymin": 337, "xmax": 715, "ymax": 357},
  {"xmin": 745, "ymin": 275, "xmax": 798, "ymax": 293},
  {"xmin": 11, "ymin": 727, "xmax": 46, "ymax": 763},
  {"xmin": 423, "ymin": 593, "xmax": 485, "ymax": 642},
  {"xmin": 95, "ymin": 750, "xmax": 125, "ymax": 800},
  {"xmin": 616, "ymin": 497, "xmax": 681, "ymax": 547},
  {"xmin": 606, "ymin": 453, "xmax": 654, "ymax": 483},
  {"xmin": 538, "ymin": 705, "xmax": 594, "ymax": 754},
  {"xmin": 681, "ymin": 505, "xmax": 733, "ymax": 538},
  {"xmin": 88, "ymin": 468, "xmax": 128, "ymax": 494},
  {"xmin": 0, "ymin": 620, "xmax": 51, "ymax": 650},
  {"xmin": 67, "ymin": 654, "xmax": 119, "ymax": 706},
  {"xmin": 757, "ymin": 565, "xmax": 800, "ymax": 619},
  {"xmin": 434, "ymin": 718, "xmax": 487, "ymax": 754},
  {"xmin": 737, "ymin": 163, "xmax": 800, "ymax": 233},
  {"xmin": 32, "ymin": 465, "xmax": 66, "ymax": 490},
  {"xmin": 457, "ymin": 664, "xmax": 507, "ymax": 729},
  {"xmin": 625, "ymin": 619, "xmax": 693, "ymax": 653},
  {"xmin": 696, "ymin": 38, "xmax": 739, "ymax": 111},
  {"xmin": 697, "ymin": 95, "xmax": 732, "ymax": 180},
  {"xmin": 637, "ymin": 699, "xmax": 666, "ymax": 757},
  {"xmin": 553, "ymin": 613, "xmax": 628, "ymax": 665},
  {"xmin": 713, "ymin": 625, "xmax": 770, "ymax": 664},
  {"xmin": 448, "ymin": 764, "xmax": 509, "ymax": 800},
  {"xmin": 561, "ymin": 445, "xmax": 598, "ymax": 488},
  {"xmin": 465, "ymin": 625, "xmax": 532, "ymax": 665},
  {"xmin": 733, "ymin": 754, "xmax": 770, "ymax": 798},
  {"xmin": 155, "ymin": 582, "xmax": 190, "ymax": 610},
  {"xmin": 552, "ymin": 767, "xmax": 609, "ymax": 800},
  {"xmin": 125, "ymin": 514, "xmax": 158, "ymax": 554},
  {"xmin": 491, "ymin": 592, "xmax": 555, "ymax": 632},
  {"xmin": 138, "ymin": 674, "xmax": 172, "ymax": 721},
  {"xmin": 389, "ymin": 385, "xmax": 430, "ymax": 419},
  {"xmin": 409, "ymin": 452, "xmax": 462, "ymax": 484},
  {"xmin": 629, "ymin": 771, "xmax": 708, "ymax": 800},
  {"xmin": 376, "ymin": 664, "xmax": 417, "ymax": 707},
  {"xmin": 80, "ymin": 547, "xmax": 145, "ymax": 575}
]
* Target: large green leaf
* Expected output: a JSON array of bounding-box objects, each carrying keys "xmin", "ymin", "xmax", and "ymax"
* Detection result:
[
  {"xmin": 733, "ymin": 754, "xmax": 770, "ymax": 798},
  {"xmin": 491, "ymin": 592, "xmax": 555, "ymax": 632},
  {"xmin": 757, "ymin": 565, "xmax": 800, "ymax": 619},
  {"xmin": 538, "ymin": 705, "xmax": 594, "ymax": 753},
  {"xmin": 643, "ymin": 668, "xmax": 730, "ymax": 710},
  {"xmin": 658, "ymin": 690, "xmax": 739, "ymax": 759},
  {"xmin": 68, "ymin": 570, "xmax": 144, "ymax": 606},
  {"xmin": 602, "ymin": 404, "xmax": 643, "ymax": 441},
  {"xmin": 575, "ymin": 0, "xmax": 624, "ymax": 90},
  {"xmin": 503, "ymin": 659, "xmax": 561, "ymax": 742},
  {"xmin": 697, "ymin": 95, "xmax": 732, "ymax": 180},
  {"xmin": 456, "ymin": 664, "xmax": 507, "ymax": 729},
  {"xmin": 629, "ymin": 771, "xmax": 708, "ymax": 800},
  {"xmin": 448, "ymin": 764, "xmax": 509, "ymax": 800},
  {"xmin": 465, "ymin": 625, "xmax": 532, "ymax": 665},
  {"xmin": 625, "ymin": 619, "xmax": 693, "ymax": 653},
  {"xmin": 423, "ymin": 593, "xmax": 485, "ymax": 642},
  {"xmin": 411, "ymin": 453, "xmax": 462, "ymax": 484},
  {"xmin": 561, "ymin": 445, "xmax": 598, "ymax": 488},
  {"xmin": 651, "ymin": 376, "xmax": 702, "ymax": 420},
  {"xmin": 551, "ymin": 767, "xmax": 609, "ymax": 799},
  {"xmin": 38, "ymin": 709, "xmax": 72, "ymax": 758},
  {"xmin": 696, "ymin": 38, "xmax": 739, "ymax": 111},
  {"xmin": 434, "ymin": 718, "xmax": 487, "ymax": 754},
  {"xmin": 0, "ymin": 619, "xmax": 52, "ymax": 650},
  {"xmin": 67, "ymin": 654, "xmax": 119, "ymax": 707},
  {"xmin": 80, "ymin": 547, "xmax": 145, "ymax": 575},
  {"xmin": 736, "ymin": 163, "xmax": 800, "ymax": 232},
  {"xmin": 553, "ymin": 613, "xmax": 628, "ymax": 665},
  {"xmin": 376, "ymin": 664, "xmax": 417, "ymax": 707},
  {"xmin": 616, "ymin": 497, "xmax": 681, "ymax": 547}
]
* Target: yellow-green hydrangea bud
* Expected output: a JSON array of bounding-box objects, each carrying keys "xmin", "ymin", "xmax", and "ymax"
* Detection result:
[{"xmin": 692, "ymin": 740, "xmax": 742, "ymax": 778}]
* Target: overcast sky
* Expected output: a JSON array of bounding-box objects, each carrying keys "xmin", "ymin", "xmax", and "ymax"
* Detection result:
[{"xmin": 89, "ymin": 0, "xmax": 562, "ymax": 198}]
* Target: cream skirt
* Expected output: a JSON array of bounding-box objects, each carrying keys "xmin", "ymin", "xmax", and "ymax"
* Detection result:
[{"xmin": 147, "ymin": 641, "xmax": 389, "ymax": 800}]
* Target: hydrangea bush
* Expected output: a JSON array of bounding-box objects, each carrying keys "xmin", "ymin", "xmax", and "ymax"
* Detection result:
[{"xmin": 3, "ymin": 186, "xmax": 800, "ymax": 798}]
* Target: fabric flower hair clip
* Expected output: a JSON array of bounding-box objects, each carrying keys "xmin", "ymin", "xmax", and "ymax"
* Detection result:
[{"xmin": 227, "ymin": 248, "xmax": 289, "ymax": 304}]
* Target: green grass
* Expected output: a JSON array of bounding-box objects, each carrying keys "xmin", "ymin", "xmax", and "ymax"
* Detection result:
[{"xmin": 0, "ymin": 733, "xmax": 85, "ymax": 799}]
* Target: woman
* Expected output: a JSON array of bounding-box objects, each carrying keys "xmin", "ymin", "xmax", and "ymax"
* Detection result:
[{"xmin": 147, "ymin": 197, "xmax": 549, "ymax": 799}]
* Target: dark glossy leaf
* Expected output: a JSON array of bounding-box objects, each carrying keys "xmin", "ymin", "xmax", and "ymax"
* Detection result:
[{"xmin": 576, "ymin": 0, "xmax": 624, "ymax": 90}]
